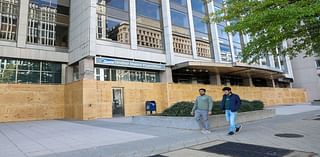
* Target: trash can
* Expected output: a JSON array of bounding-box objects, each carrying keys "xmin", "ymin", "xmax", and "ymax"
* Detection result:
[{"xmin": 145, "ymin": 101, "xmax": 156, "ymax": 114}]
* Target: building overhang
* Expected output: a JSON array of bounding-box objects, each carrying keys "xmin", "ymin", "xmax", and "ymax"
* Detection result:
[{"xmin": 172, "ymin": 61, "xmax": 285, "ymax": 79}]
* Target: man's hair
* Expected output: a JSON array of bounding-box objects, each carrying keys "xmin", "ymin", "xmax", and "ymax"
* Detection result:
[
  {"xmin": 199, "ymin": 88, "xmax": 206, "ymax": 92},
  {"xmin": 222, "ymin": 87, "xmax": 231, "ymax": 91}
]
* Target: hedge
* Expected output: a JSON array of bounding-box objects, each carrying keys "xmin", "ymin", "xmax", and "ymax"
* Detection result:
[{"xmin": 161, "ymin": 100, "xmax": 264, "ymax": 117}]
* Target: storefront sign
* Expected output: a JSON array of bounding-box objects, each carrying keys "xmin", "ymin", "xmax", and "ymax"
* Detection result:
[{"xmin": 95, "ymin": 57, "xmax": 165, "ymax": 71}]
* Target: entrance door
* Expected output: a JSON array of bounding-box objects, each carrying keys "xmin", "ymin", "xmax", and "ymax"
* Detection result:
[{"xmin": 112, "ymin": 88, "xmax": 124, "ymax": 117}]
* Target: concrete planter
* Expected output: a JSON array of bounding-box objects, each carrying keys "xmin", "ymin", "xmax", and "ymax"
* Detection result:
[{"xmin": 132, "ymin": 109, "xmax": 275, "ymax": 130}]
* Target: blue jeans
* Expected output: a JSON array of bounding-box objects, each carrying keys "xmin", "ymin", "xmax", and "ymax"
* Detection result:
[
  {"xmin": 225, "ymin": 110, "xmax": 240, "ymax": 133},
  {"xmin": 195, "ymin": 109, "xmax": 209, "ymax": 130}
]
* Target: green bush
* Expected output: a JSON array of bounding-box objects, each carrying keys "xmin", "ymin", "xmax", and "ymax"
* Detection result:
[
  {"xmin": 162, "ymin": 101, "xmax": 194, "ymax": 117},
  {"xmin": 160, "ymin": 100, "xmax": 264, "ymax": 117}
]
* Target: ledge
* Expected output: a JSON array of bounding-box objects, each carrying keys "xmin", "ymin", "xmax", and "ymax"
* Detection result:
[{"xmin": 132, "ymin": 109, "xmax": 275, "ymax": 130}]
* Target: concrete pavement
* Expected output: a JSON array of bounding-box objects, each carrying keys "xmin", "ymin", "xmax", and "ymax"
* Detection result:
[{"xmin": 0, "ymin": 104, "xmax": 319, "ymax": 157}]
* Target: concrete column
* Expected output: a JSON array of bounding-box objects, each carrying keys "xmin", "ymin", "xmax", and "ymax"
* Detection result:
[
  {"xmin": 160, "ymin": 67, "xmax": 173, "ymax": 83},
  {"xmin": 17, "ymin": 0, "xmax": 29, "ymax": 48},
  {"xmin": 272, "ymin": 79, "xmax": 276, "ymax": 88},
  {"xmin": 209, "ymin": 73, "xmax": 221, "ymax": 85},
  {"xmin": 247, "ymin": 74, "xmax": 254, "ymax": 87},
  {"xmin": 161, "ymin": 0, "xmax": 174, "ymax": 65},
  {"xmin": 269, "ymin": 55, "xmax": 276, "ymax": 68},
  {"xmin": 61, "ymin": 64, "xmax": 67, "ymax": 84},
  {"xmin": 65, "ymin": 66, "xmax": 74, "ymax": 83},
  {"xmin": 186, "ymin": 0, "xmax": 198, "ymax": 59},
  {"xmin": 79, "ymin": 57, "xmax": 94, "ymax": 80},
  {"xmin": 282, "ymin": 41, "xmax": 294, "ymax": 78},
  {"xmin": 226, "ymin": 22, "xmax": 236, "ymax": 63},
  {"xmin": 89, "ymin": 0, "xmax": 97, "ymax": 56},
  {"xmin": 207, "ymin": 1, "xmax": 221, "ymax": 62},
  {"xmin": 129, "ymin": 0, "xmax": 137, "ymax": 50}
]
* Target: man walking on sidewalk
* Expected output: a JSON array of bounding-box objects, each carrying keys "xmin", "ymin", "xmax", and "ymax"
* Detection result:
[
  {"xmin": 191, "ymin": 88, "xmax": 213, "ymax": 134},
  {"xmin": 220, "ymin": 87, "xmax": 242, "ymax": 135}
]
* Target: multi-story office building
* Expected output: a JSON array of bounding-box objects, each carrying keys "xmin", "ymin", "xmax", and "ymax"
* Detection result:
[
  {"xmin": 0, "ymin": 0, "xmax": 294, "ymax": 88},
  {"xmin": 291, "ymin": 55, "xmax": 320, "ymax": 102}
]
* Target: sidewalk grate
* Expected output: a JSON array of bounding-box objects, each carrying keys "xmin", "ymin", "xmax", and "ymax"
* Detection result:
[
  {"xmin": 275, "ymin": 133, "xmax": 304, "ymax": 138},
  {"xmin": 201, "ymin": 142, "xmax": 293, "ymax": 157}
]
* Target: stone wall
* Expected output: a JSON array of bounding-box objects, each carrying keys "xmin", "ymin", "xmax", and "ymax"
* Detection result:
[
  {"xmin": 0, "ymin": 80, "xmax": 308, "ymax": 122},
  {"xmin": 0, "ymin": 84, "xmax": 64, "ymax": 122}
]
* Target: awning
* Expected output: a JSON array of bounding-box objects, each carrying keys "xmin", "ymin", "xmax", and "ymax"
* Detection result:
[{"xmin": 172, "ymin": 61, "xmax": 285, "ymax": 79}]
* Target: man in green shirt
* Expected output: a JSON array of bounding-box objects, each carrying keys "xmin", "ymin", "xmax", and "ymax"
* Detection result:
[{"xmin": 191, "ymin": 88, "xmax": 213, "ymax": 134}]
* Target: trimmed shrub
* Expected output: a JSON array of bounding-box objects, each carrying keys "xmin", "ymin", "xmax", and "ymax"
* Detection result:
[
  {"xmin": 162, "ymin": 101, "xmax": 194, "ymax": 117},
  {"xmin": 160, "ymin": 100, "xmax": 264, "ymax": 117}
]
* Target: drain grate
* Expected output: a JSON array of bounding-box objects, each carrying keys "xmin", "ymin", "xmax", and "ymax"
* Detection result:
[
  {"xmin": 149, "ymin": 155, "xmax": 168, "ymax": 157},
  {"xmin": 275, "ymin": 133, "xmax": 304, "ymax": 138},
  {"xmin": 201, "ymin": 142, "xmax": 293, "ymax": 157}
]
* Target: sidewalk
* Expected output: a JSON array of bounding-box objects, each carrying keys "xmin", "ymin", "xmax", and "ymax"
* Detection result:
[{"xmin": 0, "ymin": 104, "xmax": 319, "ymax": 157}]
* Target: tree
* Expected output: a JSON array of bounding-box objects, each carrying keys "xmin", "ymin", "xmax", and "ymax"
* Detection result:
[{"xmin": 209, "ymin": 0, "xmax": 320, "ymax": 63}]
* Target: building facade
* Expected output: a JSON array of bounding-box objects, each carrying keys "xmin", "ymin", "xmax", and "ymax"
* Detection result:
[
  {"xmin": 291, "ymin": 54, "xmax": 320, "ymax": 102},
  {"xmin": 0, "ymin": 0, "xmax": 306, "ymax": 119}
]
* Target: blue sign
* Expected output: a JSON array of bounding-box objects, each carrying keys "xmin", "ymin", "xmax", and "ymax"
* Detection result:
[{"xmin": 95, "ymin": 57, "xmax": 165, "ymax": 71}]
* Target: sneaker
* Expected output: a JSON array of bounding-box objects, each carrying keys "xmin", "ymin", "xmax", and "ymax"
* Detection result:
[
  {"xmin": 228, "ymin": 132, "xmax": 235, "ymax": 135},
  {"xmin": 201, "ymin": 129, "xmax": 207, "ymax": 134},
  {"xmin": 205, "ymin": 130, "xmax": 211, "ymax": 134},
  {"xmin": 236, "ymin": 125, "xmax": 242, "ymax": 133}
]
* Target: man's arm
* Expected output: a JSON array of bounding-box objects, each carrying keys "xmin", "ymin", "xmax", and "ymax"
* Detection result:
[
  {"xmin": 220, "ymin": 95, "xmax": 225, "ymax": 111},
  {"xmin": 191, "ymin": 97, "xmax": 198, "ymax": 114},
  {"xmin": 235, "ymin": 95, "xmax": 241, "ymax": 110},
  {"xmin": 208, "ymin": 96, "xmax": 213, "ymax": 113}
]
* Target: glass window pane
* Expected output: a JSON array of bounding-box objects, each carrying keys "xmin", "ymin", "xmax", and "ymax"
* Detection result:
[
  {"xmin": 0, "ymin": 0, "xmax": 19, "ymax": 41},
  {"xmin": 0, "ymin": 69, "xmax": 16, "ymax": 83},
  {"xmin": 17, "ymin": 71, "xmax": 40, "ymax": 84},
  {"xmin": 104, "ymin": 68, "xmax": 110, "ymax": 81},
  {"xmin": 136, "ymin": 0, "xmax": 160, "ymax": 20},
  {"xmin": 191, "ymin": 0, "xmax": 206, "ymax": 13},
  {"xmin": 18, "ymin": 60, "xmax": 40, "ymax": 71},
  {"xmin": 171, "ymin": 10, "xmax": 189, "ymax": 28},
  {"xmin": 107, "ymin": 0, "xmax": 128, "ymax": 11},
  {"xmin": 41, "ymin": 72, "xmax": 61, "ymax": 84},
  {"xmin": 170, "ymin": 0, "xmax": 187, "ymax": 6},
  {"xmin": 193, "ymin": 16, "xmax": 207, "ymax": 33},
  {"xmin": 27, "ymin": 0, "xmax": 69, "ymax": 47}
]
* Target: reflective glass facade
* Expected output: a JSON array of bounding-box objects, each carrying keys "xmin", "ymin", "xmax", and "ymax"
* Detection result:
[
  {"xmin": 96, "ymin": 0, "xmax": 130, "ymax": 44},
  {"xmin": 95, "ymin": 67, "xmax": 160, "ymax": 83},
  {"xmin": 0, "ymin": 0, "xmax": 19, "ymax": 41},
  {"xmin": 0, "ymin": 58, "xmax": 62, "ymax": 84},
  {"xmin": 136, "ymin": 0, "xmax": 163, "ymax": 49},
  {"xmin": 27, "ymin": 0, "xmax": 69, "ymax": 47}
]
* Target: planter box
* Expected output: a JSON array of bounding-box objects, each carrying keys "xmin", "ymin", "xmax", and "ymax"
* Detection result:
[{"xmin": 132, "ymin": 109, "xmax": 275, "ymax": 130}]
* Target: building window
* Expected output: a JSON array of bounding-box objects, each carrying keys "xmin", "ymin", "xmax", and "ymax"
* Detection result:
[
  {"xmin": 95, "ymin": 67, "xmax": 160, "ymax": 83},
  {"xmin": 96, "ymin": 0, "xmax": 130, "ymax": 44},
  {"xmin": 27, "ymin": 0, "xmax": 69, "ymax": 47},
  {"xmin": 0, "ymin": 58, "xmax": 62, "ymax": 84},
  {"xmin": 136, "ymin": 0, "xmax": 160, "ymax": 20},
  {"xmin": 170, "ymin": 0, "xmax": 187, "ymax": 6},
  {"xmin": 193, "ymin": 16, "xmax": 207, "ymax": 34},
  {"xmin": 191, "ymin": 0, "xmax": 205, "ymax": 14},
  {"xmin": 0, "ymin": 0, "xmax": 19, "ymax": 41},
  {"xmin": 316, "ymin": 60, "xmax": 320, "ymax": 68},
  {"xmin": 171, "ymin": 10, "xmax": 189, "ymax": 28},
  {"xmin": 192, "ymin": 0, "xmax": 212, "ymax": 58},
  {"xmin": 232, "ymin": 32, "xmax": 242, "ymax": 62},
  {"xmin": 136, "ymin": 0, "xmax": 163, "ymax": 50}
]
